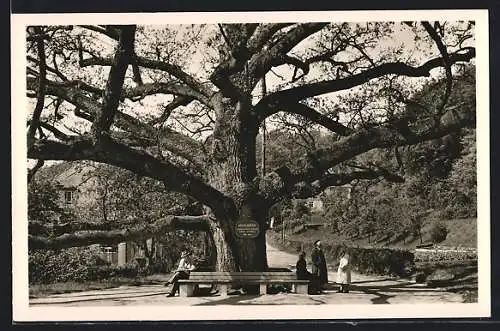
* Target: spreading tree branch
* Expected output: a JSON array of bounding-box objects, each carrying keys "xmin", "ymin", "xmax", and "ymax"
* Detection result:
[
  {"xmin": 149, "ymin": 96, "xmax": 194, "ymax": 126},
  {"xmin": 79, "ymin": 54, "xmax": 213, "ymax": 102},
  {"xmin": 91, "ymin": 25, "xmax": 136, "ymax": 137},
  {"xmin": 246, "ymin": 23, "xmax": 328, "ymax": 79},
  {"xmin": 260, "ymin": 48, "xmax": 475, "ymax": 104},
  {"xmin": 246, "ymin": 23, "xmax": 294, "ymax": 53},
  {"xmin": 422, "ymin": 21, "xmax": 453, "ymax": 116},
  {"xmin": 27, "ymin": 135, "xmax": 234, "ymax": 217},
  {"xmin": 266, "ymin": 102, "xmax": 353, "ymax": 136},
  {"xmin": 27, "ymin": 26, "xmax": 47, "ymax": 149},
  {"xmin": 27, "ymin": 77, "xmax": 206, "ymax": 166},
  {"xmin": 259, "ymin": 101, "xmax": 474, "ymax": 203},
  {"xmin": 27, "ymin": 159, "xmax": 45, "ymax": 183},
  {"xmin": 29, "ymin": 215, "xmax": 211, "ymax": 250}
]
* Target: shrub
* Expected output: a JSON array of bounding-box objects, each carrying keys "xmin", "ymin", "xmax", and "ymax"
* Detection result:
[
  {"xmin": 430, "ymin": 223, "xmax": 448, "ymax": 243},
  {"xmin": 29, "ymin": 246, "xmax": 140, "ymax": 284},
  {"xmin": 274, "ymin": 237, "xmax": 415, "ymax": 277},
  {"xmin": 414, "ymin": 248, "xmax": 477, "ymax": 262}
]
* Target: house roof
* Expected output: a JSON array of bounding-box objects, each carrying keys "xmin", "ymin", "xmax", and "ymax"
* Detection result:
[{"xmin": 37, "ymin": 162, "xmax": 94, "ymax": 189}]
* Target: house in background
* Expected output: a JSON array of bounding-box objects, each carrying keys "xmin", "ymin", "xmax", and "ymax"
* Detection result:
[
  {"xmin": 305, "ymin": 185, "xmax": 352, "ymax": 214},
  {"xmin": 35, "ymin": 162, "xmax": 164, "ymax": 267}
]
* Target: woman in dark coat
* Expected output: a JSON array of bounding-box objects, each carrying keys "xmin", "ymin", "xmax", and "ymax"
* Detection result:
[
  {"xmin": 311, "ymin": 240, "xmax": 328, "ymax": 291},
  {"xmin": 296, "ymin": 251, "xmax": 316, "ymax": 294},
  {"xmin": 296, "ymin": 251, "xmax": 311, "ymax": 280}
]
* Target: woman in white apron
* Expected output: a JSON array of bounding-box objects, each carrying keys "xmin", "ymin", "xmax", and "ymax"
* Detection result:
[{"xmin": 337, "ymin": 250, "xmax": 351, "ymax": 293}]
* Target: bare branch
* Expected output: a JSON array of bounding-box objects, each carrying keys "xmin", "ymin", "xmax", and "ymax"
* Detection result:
[
  {"xmin": 27, "ymin": 135, "xmax": 233, "ymax": 217},
  {"xmin": 246, "ymin": 23, "xmax": 294, "ymax": 53},
  {"xmin": 247, "ymin": 23, "xmax": 328, "ymax": 79},
  {"xmin": 27, "ymin": 26, "xmax": 47, "ymax": 149},
  {"xmin": 38, "ymin": 121, "xmax": 71, "ymax": 141},
  {"xmin": 121, "ymin": 82, "xmax": 208, "ymax": 105},
  {"xmin": 259, "ymin": 100, "xmax": 474, "ymax": 202},
  {"xmin": 91, "ymin": 25, "xmax": 136, "ymax": 137},
  {"xmin": 266, "ymin": 102, "xmax": 353, "ymax": 136},
  {"xmin": 27, "ymin": 159, "xmax": 45, "ymax": 183},
  {"xmin": 27, "ymin": 77, "xmax": 206, "ymax": 165},
  {"xmin": 262, "ymin": 48, "xmax": 475, "ymax": 103},
  {"xmin": 422, "ymin": 21, "xmax": 453, "ymax": 116},
  {"xmin": 50, "ymin": 79, "xmax": 103, "ymax": 96},
  {"xmin": 29, "ymin": 215, "xmax": 211, "ymax": 250},
  {"xmin": 149, "ymin": 96, "xmax": 194, "ymax": 126},
  {"xmin": 27, "ymin": 55, "xmax": 68, "ymax": 81},
  {"xmin": 79, "ymin": 54, "xmax": 213, "ymax": 101}
]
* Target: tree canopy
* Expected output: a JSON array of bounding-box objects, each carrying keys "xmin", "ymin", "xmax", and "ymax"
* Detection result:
[{"xmin": 25, "ymin": 21, "xmax": 477, "ymax": 271}]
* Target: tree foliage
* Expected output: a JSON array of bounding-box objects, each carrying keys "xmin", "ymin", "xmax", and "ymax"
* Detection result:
[{"xmin": 28, "ymin": 177, "xmax": 74, "ymax": 224}]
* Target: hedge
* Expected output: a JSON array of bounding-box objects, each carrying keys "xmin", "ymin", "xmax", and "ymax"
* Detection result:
[
  {"xmin": 414, "ymin": 248, "xmax": 477, "ymax": 262},
  {"xmin": 274, "ymin": 237, "xmax": 415, "ymax": 277},
  {"xmin": 29, "ymin": 246, "xmax": 141, "ymax": 284}
]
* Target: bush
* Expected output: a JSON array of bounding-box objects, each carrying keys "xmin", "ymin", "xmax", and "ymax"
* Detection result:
[
  {"xmin": 29, "ymin": 246, "xmax": 140, "ymax": 284},
  {"xmin": 148, "ymin": 258, "xmax": 169, "ymax": 274},
  {"xmin": 414, "ymin": 248, "xmax": 477, "ymax": 262},
  {"xmin": 430, "ymin": 223, "xmax": 448, "ymax": 243},
  {"xmin": 275, "ymin": 237, "xmax": 415, "ymax": 277}
]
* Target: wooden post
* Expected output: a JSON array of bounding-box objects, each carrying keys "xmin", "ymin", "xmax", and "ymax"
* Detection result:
[{"xmin": 117, "ymin": 242, "xmax": 127, "ymax": 266}]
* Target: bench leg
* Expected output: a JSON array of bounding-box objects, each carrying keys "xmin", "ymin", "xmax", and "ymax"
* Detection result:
[
  {"xmin": 179, "ymin": 284, "xmax": 194, "ymax": 297},
  {"xmin": 219, "ymin": 284, "xmax": 228, "ymax": 297},
  {"xmin": 259, "ymin": 284, "xmax": 267, "ymax": 295},
  {"xmin": 295, "ymin": 284, "xmax": 308, "ymax": 294}
]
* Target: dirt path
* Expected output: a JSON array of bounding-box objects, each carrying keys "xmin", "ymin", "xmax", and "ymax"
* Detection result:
[
  {"xmin": 266, "ymin": 241, "xmax": 378, "ymax": 283},
  {"xmin": 30, "ymin": 242, "xmax": 465, "ymax": 307}
]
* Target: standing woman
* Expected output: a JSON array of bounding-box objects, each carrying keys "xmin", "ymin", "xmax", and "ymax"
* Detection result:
[
  {"xmin": 311, "ymin": 240, "xmax": 328, "ymax": 293},
  {"xmin": 337, "ymin": 250, "xmax": 351, "ymax": 293}
]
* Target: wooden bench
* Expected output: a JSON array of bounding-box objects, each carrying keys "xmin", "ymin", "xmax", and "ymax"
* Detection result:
[{"xmin": 178, "ymin": 271, "xmax": 309, "ymax": 297}]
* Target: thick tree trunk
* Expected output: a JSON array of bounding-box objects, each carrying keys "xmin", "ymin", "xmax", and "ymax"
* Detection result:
[
  {"xmin": 208, "ymin": 218, "xmax": 238, "ymax": 271},
  {"xmin": 204, "ymin": 100, "xmax": 269, "ymax": 272},
  {"xmin": 208, "ymin": 209, "xmax": 268, "ymax": 272}
]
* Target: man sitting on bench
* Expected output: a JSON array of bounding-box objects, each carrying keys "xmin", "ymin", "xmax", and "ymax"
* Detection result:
[{"xmin": 165, "ymin": 250, "xmax": 196, "ymax": 297}]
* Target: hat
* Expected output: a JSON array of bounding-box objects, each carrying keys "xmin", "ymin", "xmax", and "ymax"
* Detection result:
[
  {"xmin": 314, "ymin": 240, "xmax": 321, "ymax": 246},
  {"xmin": 181, "ymin": 251, "xmax": 189, "ymax": 258}
]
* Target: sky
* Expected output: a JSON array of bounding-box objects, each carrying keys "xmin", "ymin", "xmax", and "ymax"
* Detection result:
[{"xmin": 25, "ymin": 21, "xmax": 475, "ymax": 167}]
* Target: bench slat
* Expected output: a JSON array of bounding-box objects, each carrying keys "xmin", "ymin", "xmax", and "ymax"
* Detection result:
[
  {"xmin": 189, "ymin": 277, "xmax": 297, "ymax": 282},
  {"xmin": 189, "ymin": 272, "xmax": 295, "ymax": 276},
  {"xmin": 189, "ymin": 274, "xmax": 297, "ymax": 279},
  {"xmin": 178, "ymin": 279, "xmax": 309, "ymax": 284},
  {"xmin": 177, "ymin": 271, "xmax": 309, "ymax": 297}
]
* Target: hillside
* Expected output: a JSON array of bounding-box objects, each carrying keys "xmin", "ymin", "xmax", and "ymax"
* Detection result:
[{"xmin": 268, "ymin": 215, "xmax": 477, "ymax": 251}]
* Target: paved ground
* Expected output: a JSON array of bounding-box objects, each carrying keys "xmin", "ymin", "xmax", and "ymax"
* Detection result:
[{"xmin": 29, "ymin": 242, "xmax": 465, "ymax": 306}]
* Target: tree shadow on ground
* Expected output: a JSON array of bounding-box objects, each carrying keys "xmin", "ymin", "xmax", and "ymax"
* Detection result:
[
  {"xmin": 349, "ymin": 278, "xmax": 397, "ymax": 285},
  {"xmin": 193, "ymin": 294, "xmax": 264, "ymax": 306},
  {"xmin": 30, "ymin": 290, "xmax": 171, "ymax": 305},
  {"xmin": 349, "ymin": 279, "xmax": 476, "ymax": 304}
]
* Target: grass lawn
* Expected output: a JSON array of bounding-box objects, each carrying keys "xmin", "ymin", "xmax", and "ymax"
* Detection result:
[
  {"xmin": 29, "ymin": 274, "xmax": 170, "ymax": 298},
  {"xmin": 271, "ymin": 216, "xmax": 477, "ymax": 250}
]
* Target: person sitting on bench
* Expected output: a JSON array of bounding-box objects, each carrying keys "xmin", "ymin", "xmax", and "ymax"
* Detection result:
[
  {"xmin": 296, "ymin": 251, "xmax": 315, "ymax": 294},
  {"xmin": 165, "ymin": 251, "xmax": 196, "ymax": 297}
]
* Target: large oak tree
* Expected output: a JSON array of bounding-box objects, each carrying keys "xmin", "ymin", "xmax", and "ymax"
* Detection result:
[{"xmin": 26, "ymin": 21, "xmax": 476, "ymax": 271}]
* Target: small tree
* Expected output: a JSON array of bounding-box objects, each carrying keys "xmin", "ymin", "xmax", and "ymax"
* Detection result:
[
  {"xmin": 410, "ymin": 216, "xmax": 424, "ymax": 244},
  {"xmin": 430, "ymin": 222, "xmax": 448, "ymax": 243},
  {"xmin": 28, "ymin": 178, "xmax": 74, "ymax": 224}
]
